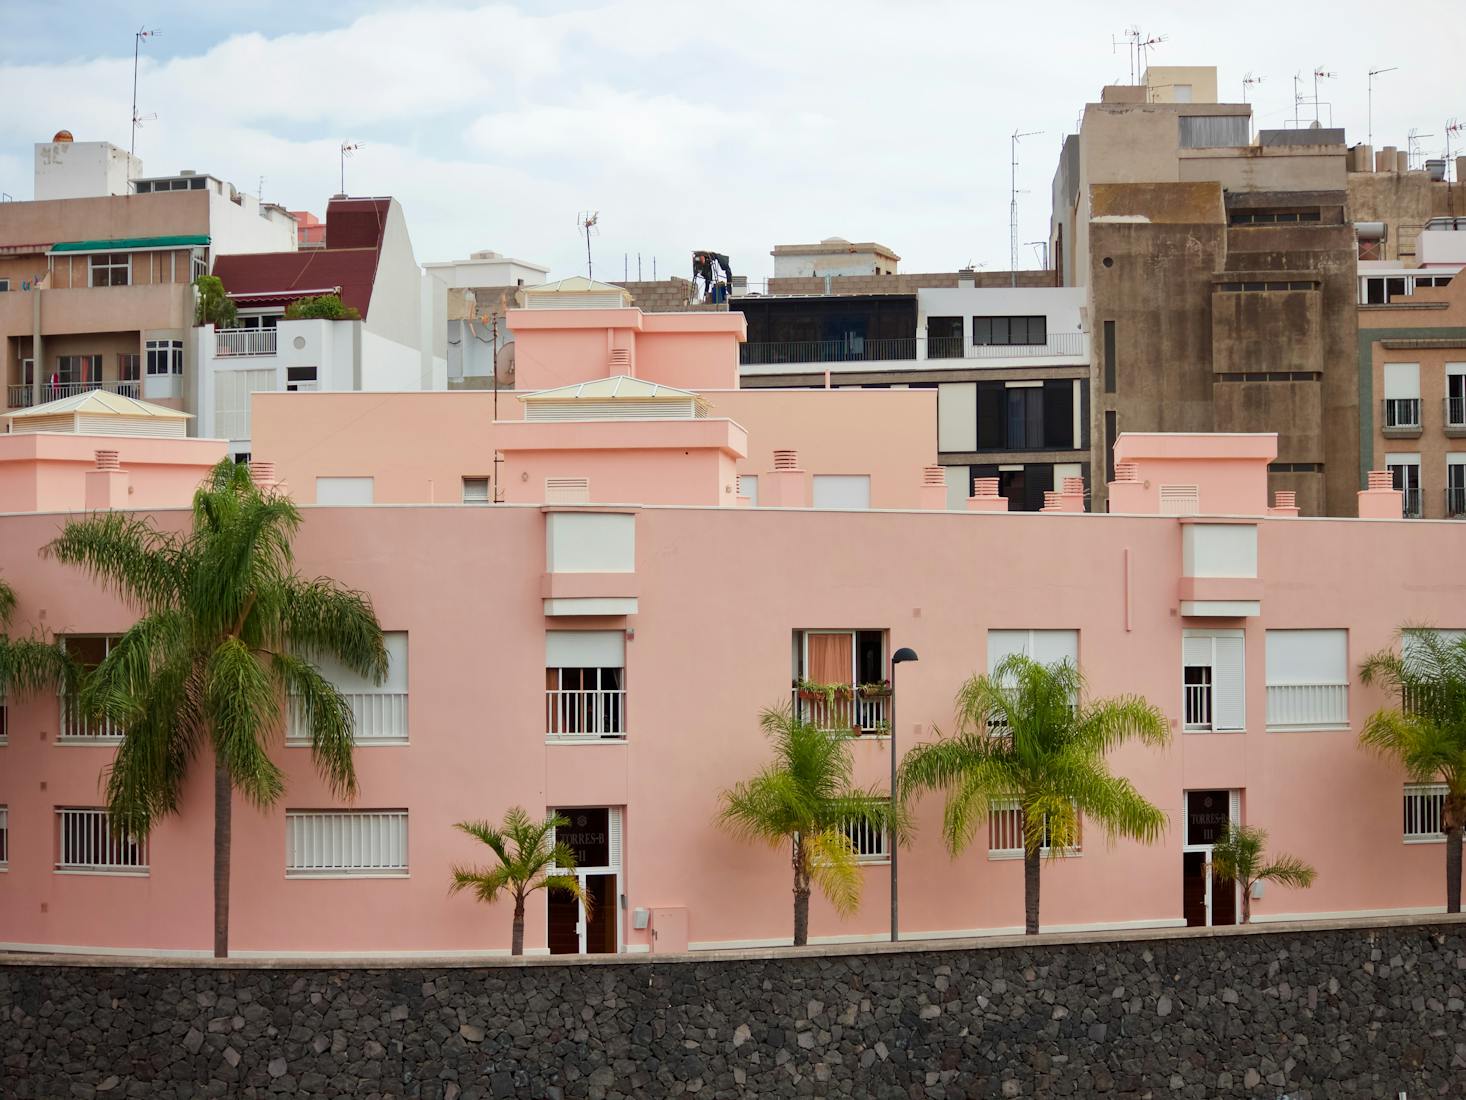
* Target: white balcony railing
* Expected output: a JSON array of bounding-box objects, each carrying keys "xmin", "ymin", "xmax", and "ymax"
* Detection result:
[
  {"xmin": 796, "ymin": 690, "xmax": 890, "ymax": 736},
  {"xmin": 546, "ymin": 689, "xmax": 626, "ymax": 740},
  {"xmin": 1404, "ymin": 784, "xmax": 1447, "ymax": 843},
  {"xmin": 968, "ymin": 332, "xmax": 1086, "ymax": 359},
  {"xmin": 1266, "ymin": 683, "xmax": 1348, "ymax": 729},
  {"xmin": 59, "ymin": 697, "xmax": 123, "ymax": 742},
  {"xmin": 1183, "ymin": 684, "xmax": 1213, "ymax": 731},
  {"xmin": 285, "ymin": 810, "xmax": 408, "ymax": 875},
  {"xmin": 215, "ymin": 328, "xmax": 278, "ymax": 357},
  {"xmin": 55, "ymin": 808, "xmax": 148, "ymax": 873},
  {"xmin": 287, "ymin": 692, "xmax": 408, "ymax": 745},
  {"xmin": 8, "ymin": 380, "xmax": 141, "ymax": 408}
]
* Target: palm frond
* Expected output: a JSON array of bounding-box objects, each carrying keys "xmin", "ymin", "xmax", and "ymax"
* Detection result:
[
  {"xmin": 802, "ymin": 828, "xmax": 863, "ymax": 916},
  {"xmin": 280, "ymin": 577, "xmax": 388, "ymax": 684},
  {"xmin": 1257, "ymin": 853, "xmax": 1318, "ymax": 891},
  {"xmin": 271, "ymin": 651, "xmax": 358, "ymax": 799},
  {"xmin": 41, "ymin": 512, "xmax": 183, "ymax": 612},
  {"xmin": 0, "ymin": 576, "xmax": 15, "ymax": 627},
  {"xmin": 204, "ymin": 637, "xmax": 283, "ymax": 807}
]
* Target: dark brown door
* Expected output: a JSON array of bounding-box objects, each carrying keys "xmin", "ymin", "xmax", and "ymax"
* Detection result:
[
  {"xmin": 1211, "ymin": 869, "xmax": 1237, "ymax": 926},
  {"xmin": 1182, "ymin": 852, "xmax": 1208, "ymax": 927},
  {"xmin": 583, "ymin": 874, "xmax": 617, "ymax": 954},
  {"xmin": 547, "ymin": 885, "xmax": 580, "ymax": 955}
]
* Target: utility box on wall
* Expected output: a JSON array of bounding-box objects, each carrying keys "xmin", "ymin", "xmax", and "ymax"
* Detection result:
[{"xmin": 649, "ymin": 907, "xmax": 689, "ymax": 953}]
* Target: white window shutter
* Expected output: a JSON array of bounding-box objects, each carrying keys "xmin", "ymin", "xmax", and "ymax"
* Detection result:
[
  {"xmin": 609, "ymin": 808, "xmax": 623, "ymax": 870},
  {"xmin": 1214, "ymin": 635, "xmax": 1246, "ymax": 730},
  {"xmin": 1182, "ymin": 634, "xmax": 1213, "ymax": 669},
  {"xmin": 1229, "ymin": 790, "xmax": 1241, "ymax": 828}
]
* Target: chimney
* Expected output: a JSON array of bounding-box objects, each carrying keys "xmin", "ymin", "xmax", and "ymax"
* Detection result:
[
  {"xmin": 84, "ymin": 449, "xmax": 129, "ymax": 510},
  {"xmin": 966, "ymin": 476, "xmax": 1009, "ymax": 513},
  {"xmin": 1358, "ymin": 469, "xmax": 1403, "ymax": 519},
  {"xmin": 1106, "ymin": 461, "xmax": 1149, "ymax": 514},
  {"xmin": 1041, "ymin": 491, "xmax": 1064, "ymax": 512},
  {"xmin": 1268, "ymin": 490, "xmax": 1300, "ymax": 518},
  {"xmin": 1056, "ymin": 476, "xmax": 1087, "ymax": 513},
  {"xmin": 1378, "ymin": 146, "xmax": 1398, "ymax": 173},
  {"xmin": 957, "ymin": 266, "xmax": 976, "ymax": 289},
  {"xmin": 919, "ymin": 465, "xmax": 948, "ymax": 510},
  {"xmin": 248, "ymin": 461, "xmax": 276, "ymax": 489},
  {"xmin": 762, "ymin": 448, "xmax": 809, "ymax": 508},
  {"xmin": 1395, "ymin": 149, "xmax": 1409, "ymax": 175}
]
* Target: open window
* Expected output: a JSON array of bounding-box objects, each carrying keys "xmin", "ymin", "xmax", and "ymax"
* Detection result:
[{"xmin": 792, "ymin": 630, "xmax": 887, "ymax": 735}]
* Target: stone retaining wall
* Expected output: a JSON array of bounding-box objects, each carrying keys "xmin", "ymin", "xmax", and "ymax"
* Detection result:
[{"xmin": 3, "ymin": 918, "xmax": 1464, "ymax": 1098}]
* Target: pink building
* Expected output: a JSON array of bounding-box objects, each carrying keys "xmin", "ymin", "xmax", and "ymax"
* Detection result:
[{"xmin": 0, "ymin": 298, "xmax": 1461, "ymax": 958}]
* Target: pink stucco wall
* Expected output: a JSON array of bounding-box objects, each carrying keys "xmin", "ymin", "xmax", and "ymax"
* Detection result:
[
  {"xmin": 0, "ymin": 434, "xmax": 228, "ymax": 513},
  {"xmin": 1, "ymin": 499, "xmax": 1460, "ymax": 956}
]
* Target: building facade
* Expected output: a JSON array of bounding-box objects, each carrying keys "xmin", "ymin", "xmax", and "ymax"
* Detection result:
[{"xmin": 0, "ymin": 299, "xmax": 1461, "ymax": 960}]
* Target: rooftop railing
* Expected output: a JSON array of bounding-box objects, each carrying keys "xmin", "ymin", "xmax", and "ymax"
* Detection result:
[
  {"xmin": 215, "ymin": 328, "xmax": 278, "ymax": 357},
  {"xmin": 740, "ymin": 338, "xmax": 916, "ymax": 366},
  {"xmin": 7, "ymin": 379, "xmax": 140, "ymax": 408}
]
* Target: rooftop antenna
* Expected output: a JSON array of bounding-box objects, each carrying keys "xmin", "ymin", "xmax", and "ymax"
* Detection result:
[
  {"xmin": 1312, "ymin": 67, "xmax": 1336, "ymax": 126},
  {"xmin": 1447, "ymin": 118, "xmax": 1463, "ymax": 182},
  {"xmin": 1115, "ymin": 26, "xmax": 1165, "ymax": 86},
  {"xmin": 338, "ymin": 142, "xmax": 363, "ymax": 195},
  {"xmin": 1292, "ymin": 72, "xmax": 1303, "ymax": 127},
  {"xmin": 1025, "ymin": 240, "xmax": 1049, "ymax": 269},
  {"xmin": 1367, "ymin": 67, "xmax": 1397, "ymax": 149},
  {"xmin": 1406, "ymin": 129, "xmax": 1435, "ymax": 171},
  {"xmin": 129, "ymin": 26, "xmax": 160, "ymax": 175},
  {"xmin": 1242, "ymin": 72, "xmax": 1264, "ymax": 104},
  {"xmin": 1010, "ymin": 129, "xmax": 1042, "ymax": 286},
  {"xmin": 578, "ymin": 211, "xmax": 599, "ymax": 279}
]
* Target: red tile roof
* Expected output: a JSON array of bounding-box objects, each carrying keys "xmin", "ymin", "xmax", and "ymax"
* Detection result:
[{"xmin": 213, "ymin": 198, "xmax": 392, "ymax": 318}]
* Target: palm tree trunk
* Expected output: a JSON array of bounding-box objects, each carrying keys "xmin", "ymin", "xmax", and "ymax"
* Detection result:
[
  {"xmin": 792, "ymin": 838, "xmax": 811, "ymax": 947},
  {"xmin": 1240, "ymin": 881, "xmax": 1252, "ymax": 924},
  {"xmin": 511, "ymin": 894, "xmax": 525, "ymax": 957},
  {"xmin": 1023, "ymin": 847, "xmax": 1041, "ymax": 934},
  {"xmin": 1447, "ymin": 824, "xmax": 1463, "ymax": 915},
  {"xmin": 213, "ymin": 757, "xmax": 231, "ymax": 959}
]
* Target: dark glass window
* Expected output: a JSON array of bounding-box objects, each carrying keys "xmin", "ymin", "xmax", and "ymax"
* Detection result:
[{"xmin": 973, "ymin": 315, "xmax": 1047, "ymax": 346}]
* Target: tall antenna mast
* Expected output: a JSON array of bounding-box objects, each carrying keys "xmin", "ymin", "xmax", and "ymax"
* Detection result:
[
  {"xmin": 338, "ymin": 142, "xmax": 363, "ymax": 195},
  {"xmin": 1447, "ymin": 118, "xmax": 1463, "ymax": 182},
  {"xmin": 578, "ymin": 212, "xmax": 600, "ymax": 279},
  {"xmin": 1367, "ymin": 67, "xmax": 1397, "ymax": 149},
  {"xmin": 1311, "ymin": 67, "xmax": 1336, "ymax": 126},
  {"xmin": 1242, "ymin": 72, "xmax": 1264, "ymax": 103},
  {"xmin": 1009, "ymin": 129, "xmax": 1042, "ymax": 286},
  {"xmin": 129, "ymin": 26, "xmax": 161, "ymax": 175},
  {"xmin": 1406, "ymin": 129, "xmax": 1435, "ymax": 171}
]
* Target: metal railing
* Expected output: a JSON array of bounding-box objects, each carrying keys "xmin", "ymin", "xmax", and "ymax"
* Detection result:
[
  {"xmin": 59, "ymin": 697, "xmax": 123, "ymax": 742},
  {"xmin": 1448, "ymin": 486, "xmax": 1466, "ymax": 517},
  {"xmin": 926, "ymin": 336, "xmax": 965, "ymax": 359},
  {"xmin": 215, "ymin": 328, "xmax": 279, "ymax": 357},
  {"xmin": 1403, "ymin": 783, "xmax": 1447, "ymax": 843},
  {"xmin": 1183, "ymin": 684, "xmax": 1214, "ymax": 731},
  {"xmin": 55, "ymin": 808, "xmax": 148, "ymax": 872},
  {"xmin": 796, "ymin": 690, "xmax": 889, "ymax": 735},
  {"xmin": 1446, "ymin": 396, "xmax": 1466, "ymax": 429},
  {"xmin": 285, "ymin": 810, "xmax": 408, "ymax": 875},
  {"xmin": 1382, "ymin": 397, "xmax": 1421, "ymax": 430},
  {"xmin": 545, "ymin": 689, "xmax": 626, "ymax": 740},
  {"xmin": 1402, "ymin": 487, "xmax": 1422, "ymax": 518},
  {"xmin": 7, "ymin": 380, "xmax": 140, "ymax": 408},
  {"xmin": 1265, "ymin": 683, "xmax": 1348, "ymax": 729},
  {"xmin": 969, "ymin": 332, "xmax": 1086, "ymax": 358},
  {"xmin": 287, "ymin": 692, "xmax": 408, "ymax": 744},
  {"xmin": 739, "ymin": 338, "xmax": 916, "ymax": 366}
]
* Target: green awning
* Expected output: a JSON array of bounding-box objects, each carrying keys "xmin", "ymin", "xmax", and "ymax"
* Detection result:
[{"xmin": 50, "ymin": 234, "xmax": 210, "ymax": 254}]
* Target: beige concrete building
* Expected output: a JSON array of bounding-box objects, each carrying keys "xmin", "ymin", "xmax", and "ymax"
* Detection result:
[{"xmin": 770, "ymin": 238, "xmax": 901, "ymax": 280}]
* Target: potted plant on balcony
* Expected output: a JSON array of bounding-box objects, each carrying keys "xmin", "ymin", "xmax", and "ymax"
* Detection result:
[
  {"xmin": 794, "ymin": 679, "xmax": 849, "ymax": 706},
  {"xmin": 859, "ymin": 680, "xmax": 893, "ymax": 699},
  {"xmin": 193, "ymin": 275, "xmax": 237, "ymax": 329}
]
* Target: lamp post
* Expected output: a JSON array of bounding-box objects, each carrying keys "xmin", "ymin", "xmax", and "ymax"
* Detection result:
[{"xmin": 889, "ymin": 646, "xmax": 919, "ymax": 942}]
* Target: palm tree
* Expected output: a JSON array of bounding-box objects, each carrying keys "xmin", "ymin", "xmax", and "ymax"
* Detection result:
[
  {"xmin": 1210, "ymin": 822, "xmax": 1316, "ymax": 923},
  {"xmin": 1360, "ymin": 628, "xmax": 1466, "ymax": 913},
  {"xmin": 718, "ymin": 706, "xmax": 902, "ymax": 947},
  {"xmin": 0, "ymin": 574, "xmax": 75, "ymax": 713},
  {"xmin": 42, "ymin": 460, "xmax": 387, "ymax": 957},
  {"xmin": 448, "ymin": 807, "xmax": 589, "ymax": 956},
  {"xmin": 900, "ymin": 654, "xmax": 1169, "ymax": 934}
]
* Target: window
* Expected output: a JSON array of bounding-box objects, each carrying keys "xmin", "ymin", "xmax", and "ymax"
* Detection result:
[
  {"xmin": 56, "ymin": 808, "xmax": 147, "ymax": 873},
  {"xmin": 1446, "ymin": 365, "xmax": 1466, "ymax": 430},
  {"xmin": 1105, "ymin": 411, "xmax": 1117, "ymax": 483},
  {"xmin": 1383, "ymin": 363, "xmax": 1421, "ymax": 430},
  {"xmin": 840, "ymin": 813, "xmax": 889, "ymax": 863},
  {"xmin": 58, "ymin": 636, "xmax": 122, "ymax": 741},
  {"xmin": 56, "ymin": 355, "xmax": 102, "ymax": 385},
  {"xmin": 975, "ymin": 381, "xmax": 1074, "ymax": 452},
  {"xmin": 117, "ymin": 353, "xmax": 140, "ymax": 383},
  {"xmin": 145, "ymin": 339, "xmax": 183, "ymax": 376},
  {"xmin": 1403, "ymin": 784, "xmax": 1447, "ymax": 843},
  {"xmin": 546, "ymin": 512, "xmax": 634, "ymax": 575},
  {"xmin": 191, "ymin": 249, "xmax": 209, "ymax": 281},
  {"xmin": 0, "ymin": 806, "xmax": 7, "ymax": 867},
  {"xmin": 988, "ymin": 800, "xmax": 1081, "ymax": 859},
  {"xmin": 287, "ymin": 631, "xmax": 408, "ymax": 745},
  {"xmin": 1387, "ymin": 455, "xmax": 1422, "ymax": 518},
  {"xmin": 812, "ymin": 475, "xmax": 871, "ymax": 510},
  {"xmin": 462, "ymin": 476, "xmax": 490, "ymax": 503},
  {"xmin": 1215, "ymin": 280, "xmax": 1316, "ymax": 291},
  {"xmin": 1265, "ymin": 629, "xmax": 1348, "ymax": 729},
  {"xmin": 1448, "ymin": 456, "xmax": 1466, "ymax": 517},
  {"xmin": 1103, "ymin": 320, "xmax": 1116, "ymax": 393},
  {"xmin": 88, "ymin": 253, "xmax": 131, "ymax": 287},
  {"xmin": 1183, "ymin": 631, "xmax": 1245, "ymax": 732},
  {"xmin": 0, "ymin": 278, "xmax": 10, "ymax": 292},
  {"xmin": 987, "ymin": 629, "xmax": 1078, "ymax": 673},
  {"xmin": 546, "ymin": 631, "xmax": 626, "ymax": 740},
  {"xmin": 1179, "ymin": 115, "xmax": 1249, "ymax": 148},
  {"xmin": 285, "ymin": 366, "xmax": 317, "ymax": 392},
  {"xmin": 973, "ymin": 316, "xmax": 1047, "ymax": 347},
  {"xmin": 794, "ymin": 630, "xmax": 887, "ymax": 735},
  {"xmin": 315, "ymin": 477, "xmax": 375, "ymax": 505},
  {"xmin": 1, "ymin": 692, "xmax": 7, "ymax": 744},
  {"xmin": 737, "ymin": 475, "xmax": 759, "ymax": 505},
  {"xmin": 1227, "ymin": 212, "xmax": 1322, "ymax": 226},
  {"xmin": 285, "ymin": 810, "xmax": 408, "ymax": 876}
]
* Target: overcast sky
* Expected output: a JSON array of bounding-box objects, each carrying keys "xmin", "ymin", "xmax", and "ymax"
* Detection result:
[{"xmin": 1, "ymin": 1, "xmax": 1461, "ymax": 282}]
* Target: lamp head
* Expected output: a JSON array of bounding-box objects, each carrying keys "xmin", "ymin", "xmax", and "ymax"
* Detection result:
[{"xmin": 892, "ymin": 647, "xmax": 919, "ymax": 664}]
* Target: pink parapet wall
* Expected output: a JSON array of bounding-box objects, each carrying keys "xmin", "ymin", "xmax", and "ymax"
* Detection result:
[
  {"xmin": 1109, "ymin": 433, "xmax": 1277, "ymax": 515},
  {"xmin": 0, "ymin": 434, "xmax": 229, "ymax": 513}
]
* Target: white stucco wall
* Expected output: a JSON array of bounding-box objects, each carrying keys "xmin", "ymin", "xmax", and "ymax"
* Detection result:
[
  {"xmin": 206, "ymin": 189, "xmax": 297, "ymax": 256},
  {"xmin": 33, "ymin": 141, "xmax": 138, "ymax": 200}
]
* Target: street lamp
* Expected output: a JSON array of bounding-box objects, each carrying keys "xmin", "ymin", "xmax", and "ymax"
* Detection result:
[{"xmin": 889, "ymin": 646, "xmax": 919, "ymax": 942}]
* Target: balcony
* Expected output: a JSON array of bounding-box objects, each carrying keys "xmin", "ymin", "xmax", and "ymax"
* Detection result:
[
  {"xmin": 215, "ymin": 328, "xmax": 278, "ymax": 357},
  {"xmin": 1183, "ymin": 684, "xmax": 1213, "ymax": 732},
  {"xmin": 58, "ymin": 697, "xmax": 123, "ymax": 742},
  {"xmin": 546, "ymin": 688, "xmax": 626, "ymax": 741},
  {"xmin": 795, "ymin": 686, "xmax": 890, "ymax": 737},
  {"xmin": 740, "ymin": 338, "xmax": 916, "ymax": 366},
  {"xmin": 1402, "ymin": 487, "xmax": 1422, "ymax": 519},
  {"xmin": 1448, "ymin": 486, "xmax": 1466, "ymax": 517},
  {"xmin": 286, "ymin": 692, "xmax": 408, "ymax": 745},
  {"xmin": 1265, "ymin": 683, "xmax": 1348, "ymax": 730},
  {"xmin": 7, "ymin": 379, "xmax": 140, "ymax": 409},
  {"xmin": 1445, "ymin": 397, "xmax": 1466, "ymax": 437},
  {"xmin": 969, "ymin": 332, "xmax": 1086, "ymax": 359},
  {"xmin": 927, "ymin": 336, "xmax": 964, "ymax": 360},
  {"xmin": 1382, "ymin": 397, "xmax": 1422, "ymax": 437}
]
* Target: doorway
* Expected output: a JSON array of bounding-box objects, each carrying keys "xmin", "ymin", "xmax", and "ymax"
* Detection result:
[
  {"xmin": 1182, "ymin": 789, "xmax": 1239, "ymax": 928},
  {"xmin": 546, "ymin": 807, "xmax": 622, "ymax": 955}
]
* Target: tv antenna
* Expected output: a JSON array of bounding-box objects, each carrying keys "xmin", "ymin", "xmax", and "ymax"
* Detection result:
[
  {"xmin": 1311, "ymin": 67, "xmax": 1336, "ymax": 126},
  {"xmin": 578, "ymin": 211, "xmax": 600, "ymax": 279},
  {"xmin": 1447, "ymin": 119, "xmax": 1463, "ymax": 181},
  {"xmin": 1406, "ymin": 129, "xmax": 1435, "ymax": 171},
  {"xmin": 130, "ymin": 26, "xmax": 161, "ymax": 170},
  {"xmin": 1367, "ymin": 67, "xmax": 1397, "ymax": 149},
  {"xmin": 1113, "ymin": 26, "xmax": 1165, "ymax": 86},
  {"xmin": 1009, "ymin": 129, "xmax": 1042, "ymax": 286},
  {"xmin": 1242, "ymin": 72, "xmax": 1264, "ymax": 103},
  {"xmin": 339, "ymin": 142, "xmax": 363, "ymax": 195}
]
